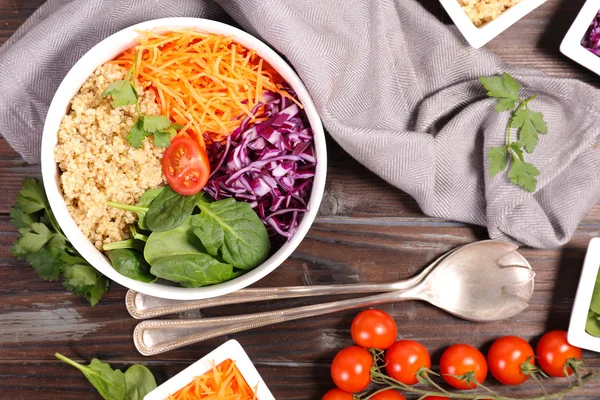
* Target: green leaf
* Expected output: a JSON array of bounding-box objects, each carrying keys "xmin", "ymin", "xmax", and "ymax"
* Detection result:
[
  {"xmin": 509, "ymin": 158, "xmax": 540, "ymax": 192},
  {"xmin": 145, "ymin": 187, "xmax": 200, "ymax": 232},
  {"xmin": 124, "ymin": 364, "xmax": 157, "ymax": 400},
  {"xmin": 193, "ymin": 198, "xmax": 271, "ymax": 270},
  {"xmin": 511, "ymin": 109, "xmax": 547, "ymax": 154},
  {"xmin": 150, "ymin": 254, "xmax": 236, "ymax": 287},
  {"xmin": 488, "ymin": 146, "xmax": 508, "ymax": 177},
  {"xmin": 108, "ymin": 249, "xmax": 156, "ymax": 283},
  {"xmin": 15, "ymin": 222, "xmax": 54, "ymax": 253},
  {"xmin": 62, "ymin": 263, "xmax": 100, "ymax": 288},
  {"xmin": 586, "ymin": 311, "xmax": 600, "ymax": 337},
  {"xmin": 85, "ymin": 276, "xmax": 110, "ymax": 306},
  {"xmin": 17, "ymin": 178, "xmax": 49, "ymax": 214},
  {"xmin": 142, "ymin": 115, "xmax": 171, "ymax": 133},
  {"xmin": 55, "ymin": 354, "xmax": 126, "ymax": 400},
  {"xmin": 479, "ymin": 74, "xmax": 520, "ymax": 102},
  {"xmin": 144, "ymin": 218, "xmax": 205, "ymax": 265},
  {"xmin": 10, "ymin": 203, "xmax": 37, "ymax": 229},
  {"xmin": 509, "ymin": 141, "xmax": 524, "ymax": 161},
  {"xmin": 590, "ymin": 271, "xmax": 600, "ymax": 315},
  {"xmin": 153, "ymin": 130, "xmax": 171, "ymax": 148},
  {"xmin": 101, "ymin": 80, "xmax": 138, "ymax": 108},
  {"xmin": 494, "ymin": 98, "xmax": 517, "ymax": 112},
  {"xmin": 126, "ymin": 118, "xmax": 148, "ymax": 149},
  {"xmin": 25, "ymin": 247, "xmax": 62, "ymax": 281}
]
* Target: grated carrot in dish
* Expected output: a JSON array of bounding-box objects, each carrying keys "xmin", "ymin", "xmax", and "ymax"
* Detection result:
[
  {"xmin": 110, "ymin": 29, "xmax": 297, "ymax": 148},
  {"xmin": 167, "ymin": 359, "xmax": 258, "ymax": 400}
]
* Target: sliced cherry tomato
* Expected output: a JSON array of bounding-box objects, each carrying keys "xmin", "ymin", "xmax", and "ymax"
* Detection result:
[
  {"xmin": 440, "ymin": 344, "xmax": 488, "ymax": 390},
  {"xmin": 536, "ymin": 330, "xmax": 582, "ymax": 377},
  {"xmin": 322, "ymin": 388, "xmax": 353, "ymax": 400},
  {"xmin": 330, "ymin": 346, "xmax": 373, "ymax": 393},
  {"xmin": 162, "ymin": 136, "xmax": 210, "ymax": 195},
  {"xmin": 384, "ymin": 340, "xmax": 431, "ymax": 385},
  {"xmin": 488, "ymin": 336, "xmax": 535, "ymax": 385},
  {"xmin": 351, "ymin": 309, "xmax": 398, "ymax": 350},
  {"xmin": 370, "ymin": 389, "xmax": 406, "ymax": 400}
]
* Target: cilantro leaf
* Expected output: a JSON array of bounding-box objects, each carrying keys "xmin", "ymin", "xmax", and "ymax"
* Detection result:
[
  {"xmin": 25, "ymin": 247, "xmax": 62, "ymax": 281},
  {"xmin": 10, "ymin": 203, "xmax": 37, "ymax": 229},
  {"xmin": 17, "ymin": 178, "xmax": 48, "ymax": 214},
  {"xmin": 488, "ymin": 146, "xmax": 508, "ymax": 177},
  {"xmin": 479, "ymin": 73, "xmax": 520, "ymax": 110},
  {"xmin": 101, "ymin": 79, "xmax": 138, "ymax": 108},
  {"xmin": 509, "ymin": 158, "xmax": 540, "ymax": 192},
  {"xmin": 153, "ymin": 130, "xmax": 171, "ymax": 148},
  {"xmin": 143, "ymin": 115, "xmax": 172, "ymax": 132},
  {"xmin": 511, "ymin": 109, "xmax": 548, "ymax": 153},
  {"xmin": 509, "ymin": 141, "xmax": 524, "ymax": 161},
  {"xmin": 15, "ymin": 222, "xmax": 54, "ymax": 253},
  {"xmin": 62, "ymin": 263, "xmax": 100, "ymax": 288},
  {"xmin": 126, "ymin": 117, "xmax": 148, "ymax": 149}
]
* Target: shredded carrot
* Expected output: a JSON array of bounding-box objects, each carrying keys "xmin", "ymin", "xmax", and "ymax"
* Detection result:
[
  {"xmin": 110, "ymin": 29, "xmax": 297, "ymax": 148},
  {"xmin": 167, "ymin": 359, "xmax": 257, "ymax": 400}
]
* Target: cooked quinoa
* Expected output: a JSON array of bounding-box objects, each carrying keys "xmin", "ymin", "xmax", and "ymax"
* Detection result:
[
  {"xmin": 458, "ymin": 0, "xmax": 522, "ymax": 27},
  {"xmin": 55, "ymin": 63, "xmax": 165, "ymax": 250}
]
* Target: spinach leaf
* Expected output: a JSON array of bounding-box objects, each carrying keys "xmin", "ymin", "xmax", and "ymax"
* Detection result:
[
  {"xmin": 586, "ymin": 310, "xmax": 600, "ymax": 337},
  {"xmin": 108, "ymin": 249, "xmax": 156, "ymax": 283},
  {"xmin": 145, "ymin": 186, "xmax": 199, "ymax": 232},
  {"xmin": 192, "ymin": 198, "xmax": 270, "ymax": 270},
  {"xmin": 103, "ymin": 238, "xmax": 146, "ymax": 252},
  {"xmin": 136, "ymin": 187, "xmax": 165, "ymax": 230},
  {"xmin": 150, "ymin": 254, "xmax": 237, "ymax": 287},
  {"xmin": 144, "ymin": 218, "xmax": 206, "ymax": 265},
  {"xmin": 124, "ymin": 364, "xmax": 157, "ymax": 400},
  {"xmin": 55, "ymin": 353, "xmax": 126, "ymax": 400}
]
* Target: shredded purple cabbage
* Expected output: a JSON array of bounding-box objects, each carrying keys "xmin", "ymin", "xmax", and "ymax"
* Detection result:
[
  {"xmin": 205, "ymin": 90, "xmax": 316, "ymax": 240},
  {"xmin": 582, "ymin": 9, "xmax": 600, "ymax": 56}
]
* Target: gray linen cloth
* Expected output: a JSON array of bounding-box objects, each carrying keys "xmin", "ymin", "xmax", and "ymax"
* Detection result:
[{"xmin": 1, "ymin": 0, "xmax": 600, "ymax": 249}]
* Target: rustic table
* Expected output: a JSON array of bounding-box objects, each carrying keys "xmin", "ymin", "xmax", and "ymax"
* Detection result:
[{"xmin": 2, "ymin": 0, "xmax": 600, "ymax": 399}]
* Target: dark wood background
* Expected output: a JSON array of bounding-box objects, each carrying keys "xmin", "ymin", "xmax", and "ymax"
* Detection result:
[{"xmin": 1, "ymin": 0, "xmax": 600, "ymax": 398}]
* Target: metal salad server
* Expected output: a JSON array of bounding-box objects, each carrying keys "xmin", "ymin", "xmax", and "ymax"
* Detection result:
[
  {"xmin": 126, "ymin": 243, "xmax": 465, "ymax": 320},
  {"xmin": 132, "ymin": 240, "xmax": 535, "ymax": 356}
]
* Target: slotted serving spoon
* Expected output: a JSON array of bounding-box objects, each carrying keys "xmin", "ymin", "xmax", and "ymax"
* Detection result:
[{"xmin": 132, "ymin": 240, "xmax": 535, "ymax": 356}]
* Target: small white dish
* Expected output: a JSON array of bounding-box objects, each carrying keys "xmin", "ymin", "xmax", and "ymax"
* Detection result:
[
  {"xmin": 40, "ymin": 17, "xmax": 327, "ymax": 300},
  {"xmin": 438, "ymin": 0, "xmax": 547, "ymax": 48},
  {"xmin": 567, "ymin": 237, "xmax": 600, "ymax": 353},
  {"xmin": 144, "ymin": 339, "xmax": 275, "ymax": 400},
  {"xmin": 560, "ymin": 0, "xmax": 600, "ymax": 76}
]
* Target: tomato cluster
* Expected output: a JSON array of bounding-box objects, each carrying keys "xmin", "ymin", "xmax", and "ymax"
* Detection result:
[{"xmin": 323, "ymin": 309, "xmax": 583, "ymax": 399}]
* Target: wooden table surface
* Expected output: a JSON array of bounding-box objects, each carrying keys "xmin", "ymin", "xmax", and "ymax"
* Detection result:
[{"xmin": 2, "ymin": 0, "xmax": 600, "ymax": 399}]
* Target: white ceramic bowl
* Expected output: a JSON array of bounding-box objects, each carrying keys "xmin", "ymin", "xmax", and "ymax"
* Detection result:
[
  {"xmin": 438, "ymin": 0, "xmax": 547, "ymax": 48},
  {"xmin": 144, "ymin": 339, "xmax": 275, "ymax": 400},
  {"xmin": 568, "ymin": 237, "xmax": 600, "ymax": 353},
  {"xmin": 560, "ymin": 0, "xmax": 600, "ymax": 76},
  {"xmin": 40, "ymin": 18, "xmax": 327, "ymax": 300}
]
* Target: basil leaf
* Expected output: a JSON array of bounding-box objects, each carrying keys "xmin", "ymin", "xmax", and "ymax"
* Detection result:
[
  {"xmin": 150, "ymin": 253, "xmax": 237, "ymax": 287},
  {"xmin": 55, "ymin": 353, "xmax": 126, "ymax": 400},
  {"xmin": 145, "ymin": 187, "xmax": 199, "ymax": 232},
  {"xmin": 192, "ymin": 198, "xmax": 270, "ymax": 270},
  {"xmin": 108, "ymin": 249, "xmax": 156, "ymax": 283},
  {"xmin": 124, "ymin": 364, "xmax": 157, "ymax": 400}
]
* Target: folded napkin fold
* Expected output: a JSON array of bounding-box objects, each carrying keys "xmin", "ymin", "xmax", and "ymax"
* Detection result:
[{"xmin": 2, "ymin": 0, "xmax": 600, "ymax": 248}]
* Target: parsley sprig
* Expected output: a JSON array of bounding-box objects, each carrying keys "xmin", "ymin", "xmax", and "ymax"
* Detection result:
[
  {"xmin": 101, "ymin": 53, "xmax": 181, "ymax": 148},
  {"xmin": 479, "ymin": 73, "xmax": 548, "ymax": 192},
  {"xmin": 10, "ymin": 178, "xmax": 109, "ymax": 305}
]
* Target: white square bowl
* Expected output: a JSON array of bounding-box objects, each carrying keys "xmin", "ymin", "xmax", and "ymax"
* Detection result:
[
  {"xmin": 567, "ymin": 237, "xmax": 600, "ymax": 353},
  {"xmin": 438, "ymin": 0, "xmax": 548, "ymax": 48},
  {"xmin": 144, "ymin": 340, "xmax": 275, "ymax": 400},
  {"xmin": 560, "ymin": 0, "xmax": 600, "ymax": 75}
]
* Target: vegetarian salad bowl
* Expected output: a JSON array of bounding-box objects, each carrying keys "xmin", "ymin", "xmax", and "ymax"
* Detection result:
[{"xmin": 40, "ymin": 18, "xmax": 327, "ymax": 300}]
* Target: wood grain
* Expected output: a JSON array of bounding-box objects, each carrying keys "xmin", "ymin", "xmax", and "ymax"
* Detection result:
[{"xmin": 1, "ymin": 0, "xmax": 600, "ymax": 399}]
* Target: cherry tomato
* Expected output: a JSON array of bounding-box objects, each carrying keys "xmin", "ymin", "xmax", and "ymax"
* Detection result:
[
  {"xmin": 330, "ymin": 346, "xmax": 373, "ymax": 393},
  {"xmin": 351, "ymin": 309, "xmax": 398, "ymax": 350},
  {"xmin": 536, "ymin": 330, "xmax": 582, "ymax": 377},
  {"xmin": 488, "ymin": 336, "xmax": 535, "ymax": 385},
  {"xmin": 162, "ymin": 136, "xmax": 210, "ymax": 195},
  {"xmin": 440, "ymin": 344, "xmax": 488, "ymax": 390},
  {"xmin": 322, "ymin": 388, "xmax": 353, "ymax": 400},
  {"xmin": 371, "ymin": 389, "xmax": 406, "ymax": 400},
  {"xmin": 384, "ymin": 340, "xmax": 431, "ymax": 385}
]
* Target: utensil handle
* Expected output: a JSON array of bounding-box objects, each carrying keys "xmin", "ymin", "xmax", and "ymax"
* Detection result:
[
  {"xmin": 133, "ymin": 289, "xmax": 418, "ymax": 356},
  {"xmin": 126, "ymin": 280, "xmax": 410, "ymax": 319}
]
